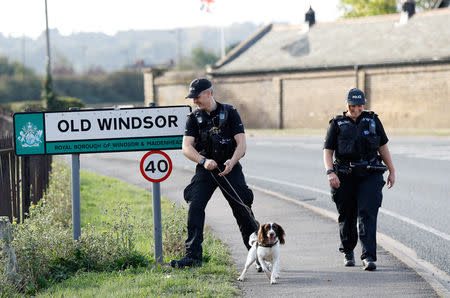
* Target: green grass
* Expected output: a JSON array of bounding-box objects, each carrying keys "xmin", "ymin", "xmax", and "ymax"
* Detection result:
[{"xmin": 36, "ymin": 170, "xmax": 240, "ymax": 297}]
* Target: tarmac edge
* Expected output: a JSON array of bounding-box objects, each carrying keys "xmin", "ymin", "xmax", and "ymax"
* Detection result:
[{"xmin": 249, "ymin": 184, "xmax": 450, "ymax": 296}]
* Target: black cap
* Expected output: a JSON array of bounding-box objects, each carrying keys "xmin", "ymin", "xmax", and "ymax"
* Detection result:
[
  {"xmin": 185, "ymin": 78, "xmax": 212, "ymax": 99},
  {"xmin": 346, "ymin": 88, "xmax": 366, "ymax": 105}
]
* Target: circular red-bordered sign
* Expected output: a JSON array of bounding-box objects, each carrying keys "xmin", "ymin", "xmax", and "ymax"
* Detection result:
[{"xmin": 140, "ymin": 151, "xmax": 173, "ymax": 183}]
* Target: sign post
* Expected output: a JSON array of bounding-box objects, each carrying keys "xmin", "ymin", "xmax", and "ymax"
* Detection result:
[
  {"xmin": 140, "ymin": 150, "xmax": 173, "ymax": 264},
  {"xmin": 13, "ymin": 106, "xmax": 189, "ymax": 240}
]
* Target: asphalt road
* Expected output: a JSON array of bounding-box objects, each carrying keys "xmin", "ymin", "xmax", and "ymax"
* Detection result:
[
  {"xmin": 161, "ymin": 135, "xmax": 450, "ymax": 277},
  {"xmin": 63, "ymin": 135, "xmax": 450, "ymax": 291}
]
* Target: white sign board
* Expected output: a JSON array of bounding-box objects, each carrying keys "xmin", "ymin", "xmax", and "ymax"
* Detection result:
[{"xmin": 44, "ymin": 106, "xmax": 188, "ymax": 141}]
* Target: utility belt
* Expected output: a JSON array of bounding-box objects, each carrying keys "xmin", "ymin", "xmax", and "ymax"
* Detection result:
[{"xmin": 334, "ymin": 157, "xmax": 388, "ymax": 175}]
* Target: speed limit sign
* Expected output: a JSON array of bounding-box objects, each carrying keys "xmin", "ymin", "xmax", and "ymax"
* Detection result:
[{"xmin": 140, "ymin": 151, "xmax": 173, "ymax": 183}]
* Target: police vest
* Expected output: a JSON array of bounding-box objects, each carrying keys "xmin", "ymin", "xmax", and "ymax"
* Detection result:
[
  {"xmin": 193, "ymin": 103, "xmax": 236, "ymax": 163},
  {"xmin": 333, "ymin": 111, "xmax": 380, "ymax": 162}
]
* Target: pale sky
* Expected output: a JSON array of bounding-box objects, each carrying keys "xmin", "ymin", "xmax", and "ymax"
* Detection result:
[{"xmin": 0, "ymin": 0, "xmax": 342, "ymax": 39}]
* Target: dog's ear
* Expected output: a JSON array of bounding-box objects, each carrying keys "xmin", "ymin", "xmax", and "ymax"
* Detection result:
[
  {"xmin": 257, "ymin": 224, "xmax": 265, "ymax": 244},
  {"xmin": 274, "ymin": 223, "xmax": 286, "ymax": 245}
]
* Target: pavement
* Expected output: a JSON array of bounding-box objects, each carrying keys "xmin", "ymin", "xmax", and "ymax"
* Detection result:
[{"xmin": 75, "ymin": 154, "xmax": 443, "ymax": 297}]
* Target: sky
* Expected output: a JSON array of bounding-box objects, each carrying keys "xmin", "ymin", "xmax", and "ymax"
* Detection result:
[{"xmin": 0, "ymin": 0, "xmax": 342, "ymax": 39}]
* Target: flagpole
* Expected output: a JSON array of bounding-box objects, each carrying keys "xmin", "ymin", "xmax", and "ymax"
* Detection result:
[{"xmin": 220, "ymin": 26, "xmax": 225, "ymax": 59}]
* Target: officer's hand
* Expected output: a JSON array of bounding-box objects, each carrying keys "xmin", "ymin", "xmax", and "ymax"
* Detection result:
[
  {"xmin": 218, "ymin": 159, "xmax": 234, "ymax": 176},
  {"xmin": 328, "ymin": 172, "xmax": 340, "ymax": 188},
  {"xmin": 204, "ymin": 159, "xmax": 218, "ymax": 171},
  {"xmin": 387, "ymin": 172, "xmax": 395, "ymax": 188}
]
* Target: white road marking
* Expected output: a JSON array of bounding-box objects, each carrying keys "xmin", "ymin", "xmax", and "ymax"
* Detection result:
[{"xmin": 246, "ymin": 174, "xmax": 450, "ymax": 242}]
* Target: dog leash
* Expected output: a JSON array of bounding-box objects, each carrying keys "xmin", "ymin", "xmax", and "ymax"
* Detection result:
[{"xmin": 209, "ymin": 166, "xmax": 259, "ymax": 228}]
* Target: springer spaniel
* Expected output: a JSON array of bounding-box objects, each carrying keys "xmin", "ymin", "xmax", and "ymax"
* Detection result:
[{"xmin": 238, "ymin": 222, "xmax": 285, "ymax": 284}]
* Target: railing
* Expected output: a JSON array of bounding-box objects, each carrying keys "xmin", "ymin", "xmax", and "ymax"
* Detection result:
[{"xmin": 0, "ymin": 134, "xmax": 52, "ymax": 222}]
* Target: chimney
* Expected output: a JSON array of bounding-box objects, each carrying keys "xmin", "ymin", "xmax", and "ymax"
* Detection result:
[
  {"xmin": 402, "ymin": 0, "xmax": 415, "ymax": 18},
  {"xmin": 398, "ymin": 0, "xmax": 415, "ymax": 25},
  {"xmin": 302, "ymin": 6, "xmax": 315, "ymax": 33},
  {"xmin": 305, "ymin": 6, "xmax": 315, "ymax": 27}
]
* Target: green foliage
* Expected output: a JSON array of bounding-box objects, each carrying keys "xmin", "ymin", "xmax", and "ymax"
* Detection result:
[
  {"xmin": 0, "ymin": 57, "xmax": 42, "ymax": 104},
  {"xmin": 1, "ymin": 100, "xmax": 45, "ymax": 113},
  {"xmin": 41, "ymin": 71, "xmax": 57, "ymax": 110},
  {"xmin": 339, "ymin": 0, "xmax": 397, "ymax": 17},
  {"xmin": 175, "ymin": 46, "xmax": 220, "ymax": 70},
  {"xmin": 0, "ymin": 162, "xmax": 240, "ymax": 297},
  {"xmin": 48, "ymin": 96, "xmax": 85, "ymax": 111},
  {"xmin": 191, "ymin": 46, "xmax": 220, "ymax": 69},
  {"xmin": 161, "ymin": 203, "xmax": 187, "ymax": 258},
  {"xmin": 1, "ymin": 56, "xmax": 144, "ymax": 105},
  {"xmin": 0, "ymin": 162, "xmax": 148, "ymax": 295},
  {"xmin": 53, "ymin": 71, "xmax": 144, "ymax": 104},
  {"xmin": 415, "ymin": 0, "xmax": 442, "ymax": 10}
]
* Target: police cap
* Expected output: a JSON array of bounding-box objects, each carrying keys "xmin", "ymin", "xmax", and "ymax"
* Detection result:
[
  {"xmin": 185, "ymin": 78, "xmax": 212, "ymax": 99},
  {"xmin": 346, "ymin": 88, "xmax": 366, "ymax": 105}
]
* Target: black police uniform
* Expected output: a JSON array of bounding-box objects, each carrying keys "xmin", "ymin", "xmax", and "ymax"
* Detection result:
[
  {"xmin": 324, "ymin": 110, "xmax": 388, "ymax": 262},
  {"xmin": 183, "ymin": 102, "xmax": 259, "ymax": 262}
]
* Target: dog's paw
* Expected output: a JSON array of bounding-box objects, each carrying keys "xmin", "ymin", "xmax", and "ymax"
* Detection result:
[
  {"xmin": 270, "ymin": 279, "xmax": 277, "ymax": 284},
  {"xmin": 237, "ymin": 276, "xmax": 245, "ymax": 282}
]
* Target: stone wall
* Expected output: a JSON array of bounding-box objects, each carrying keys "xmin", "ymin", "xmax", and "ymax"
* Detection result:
[{"xmin": 145, "ymin": 62, "xmax": 450, "ymax": 129}]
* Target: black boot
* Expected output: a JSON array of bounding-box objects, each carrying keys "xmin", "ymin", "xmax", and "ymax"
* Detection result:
[
  {"xmin": 344, "ymin": 251, "xmax": 355, "ymax": 267},
  {"xmin": 169, "ymin": 257, "xmax": 202, "ymax": 268}
]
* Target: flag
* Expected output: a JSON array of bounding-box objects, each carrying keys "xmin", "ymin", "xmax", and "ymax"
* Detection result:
[{"xmin": 200, "ymin": 0, "xmax": 214, "ymax": 13}]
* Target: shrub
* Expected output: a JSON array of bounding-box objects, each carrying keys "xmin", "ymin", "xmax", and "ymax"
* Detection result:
[
  {"xmin": 0, "ymin": 162, "xmax": 147, "ymax": 295},
  {"xmin": 46, "ymin": 96, "xmax": 85, "ymax": 111}
]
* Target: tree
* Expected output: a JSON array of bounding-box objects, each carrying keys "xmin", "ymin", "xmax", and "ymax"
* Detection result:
[
  {"xmin": 52, "ymin": 53, "xmax": 74, "ymax": 75},
  {"xmin": 191, "ymin": 46, "xmax": 219, "ymax": 69},
  {"xmin": 339, "ymin": 0, "xmax": 441, "ymax": 18},
  {"xmin": 415, "ymin": 0, "xmax": 442, "ymax": 10},
  {"xmin": 339, "ymin": 0, "xmax": 397, "ymax": 18},
  {"xmin": 42, "ymin": 71, "xmax": 57, "ymax": 110}
]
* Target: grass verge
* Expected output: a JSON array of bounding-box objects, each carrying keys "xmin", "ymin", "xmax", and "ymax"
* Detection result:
[
  {"xmin": 37, "ymin": 168, "xmax": 240, "ymax": 297},
  {"xmin": 0, "ymin": 163, "xmax": 240, "ymax": 297}
]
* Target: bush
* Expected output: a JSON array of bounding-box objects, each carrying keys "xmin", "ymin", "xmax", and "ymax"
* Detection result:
[
  {"xmin": 47, "ymin": 96, "xmax": 85, "ymax": 111},
  {"xmin": 0, "ymin": 162, "xmax": 147, "ymax": 295}
]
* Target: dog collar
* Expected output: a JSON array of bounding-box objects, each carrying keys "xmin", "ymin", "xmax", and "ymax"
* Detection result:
[{"xmin": 257, "ymin": 240, "xmax": 278, "ymax": 248}]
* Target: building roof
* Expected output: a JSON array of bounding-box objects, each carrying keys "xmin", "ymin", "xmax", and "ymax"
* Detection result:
[{"xmin": 210, "ymin": 8, "xmax": 450, "ymax": 75}]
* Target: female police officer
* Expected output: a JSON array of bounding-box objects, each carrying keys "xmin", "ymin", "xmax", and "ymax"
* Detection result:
[
  {"xmin": 170, "ymin": 78, "xmax": 259, "ymax": 268},
  {"xmin": 323, "ymin": 88, "xmax": 395, "ymax": 271}
]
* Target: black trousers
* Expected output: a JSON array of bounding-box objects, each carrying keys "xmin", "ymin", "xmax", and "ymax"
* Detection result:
[
  {"xmin": 183, "ymin": 163, "xmax": 259, "ymax": 261},
  {"xmin": 331, "ymin": 172, "xmax": 385, "ymax": 261}
]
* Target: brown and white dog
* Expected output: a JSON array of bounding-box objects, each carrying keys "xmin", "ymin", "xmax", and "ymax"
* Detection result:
[{"xmin": 238, "ymin": 222, "xmax": 285, "ymax": 284}]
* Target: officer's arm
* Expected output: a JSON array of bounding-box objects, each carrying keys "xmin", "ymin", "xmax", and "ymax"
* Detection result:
[
  {"xmin": 323, "ymin": 149, "xmax": 340, "ymax": 188},
  {"xmin": 231, "ymin": 133, "xmax": 246, "ymax": 166},
  {"xmin": 182, "ymin": 136, "xmax": 204, "ymax": 164},
  {"xmin": 378, "ymin": 144, "xmax": 395, "ymax": 188}
]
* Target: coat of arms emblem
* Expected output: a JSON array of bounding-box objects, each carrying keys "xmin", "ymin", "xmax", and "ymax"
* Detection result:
[{"xmin": 17, "ymin": 122, "xmax": 43, "ymax": 147}]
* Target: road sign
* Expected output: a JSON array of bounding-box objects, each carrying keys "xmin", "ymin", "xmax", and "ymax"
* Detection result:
[
  {"xmin": 140, "ymin": 151, "xmax": 173, "ymax": 183},
  {"xmin": 13, "ymin": 105, "xmax": 191, "ymax": 155}
]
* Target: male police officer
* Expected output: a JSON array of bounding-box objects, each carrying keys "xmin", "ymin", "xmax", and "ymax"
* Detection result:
[
  {"xmin": 323, "ymin": 88, "xmax": 395, "ymax": 271},
  {"xmin": 170, "ymin": 78, "xmax": 259, "ymax": 268}
]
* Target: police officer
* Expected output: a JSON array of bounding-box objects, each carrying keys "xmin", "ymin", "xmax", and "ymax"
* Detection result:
[
  {"xmin": 323, "ymin": 88, "xmax": 395, "ymax": 271},
  {"xmin": 170, "ymin": 78, "xmax": 259, "ymax": 268}
]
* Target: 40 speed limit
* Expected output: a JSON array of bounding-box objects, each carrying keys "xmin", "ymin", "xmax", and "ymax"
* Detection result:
[{"xmin": 140, "ymin": 151, "xmax": 173, "ymax": 183}]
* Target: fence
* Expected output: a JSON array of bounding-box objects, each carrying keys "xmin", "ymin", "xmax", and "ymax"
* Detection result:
[{"xmin": 0, "ymin": 134, "xmax": 52, "ymax": 222}]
